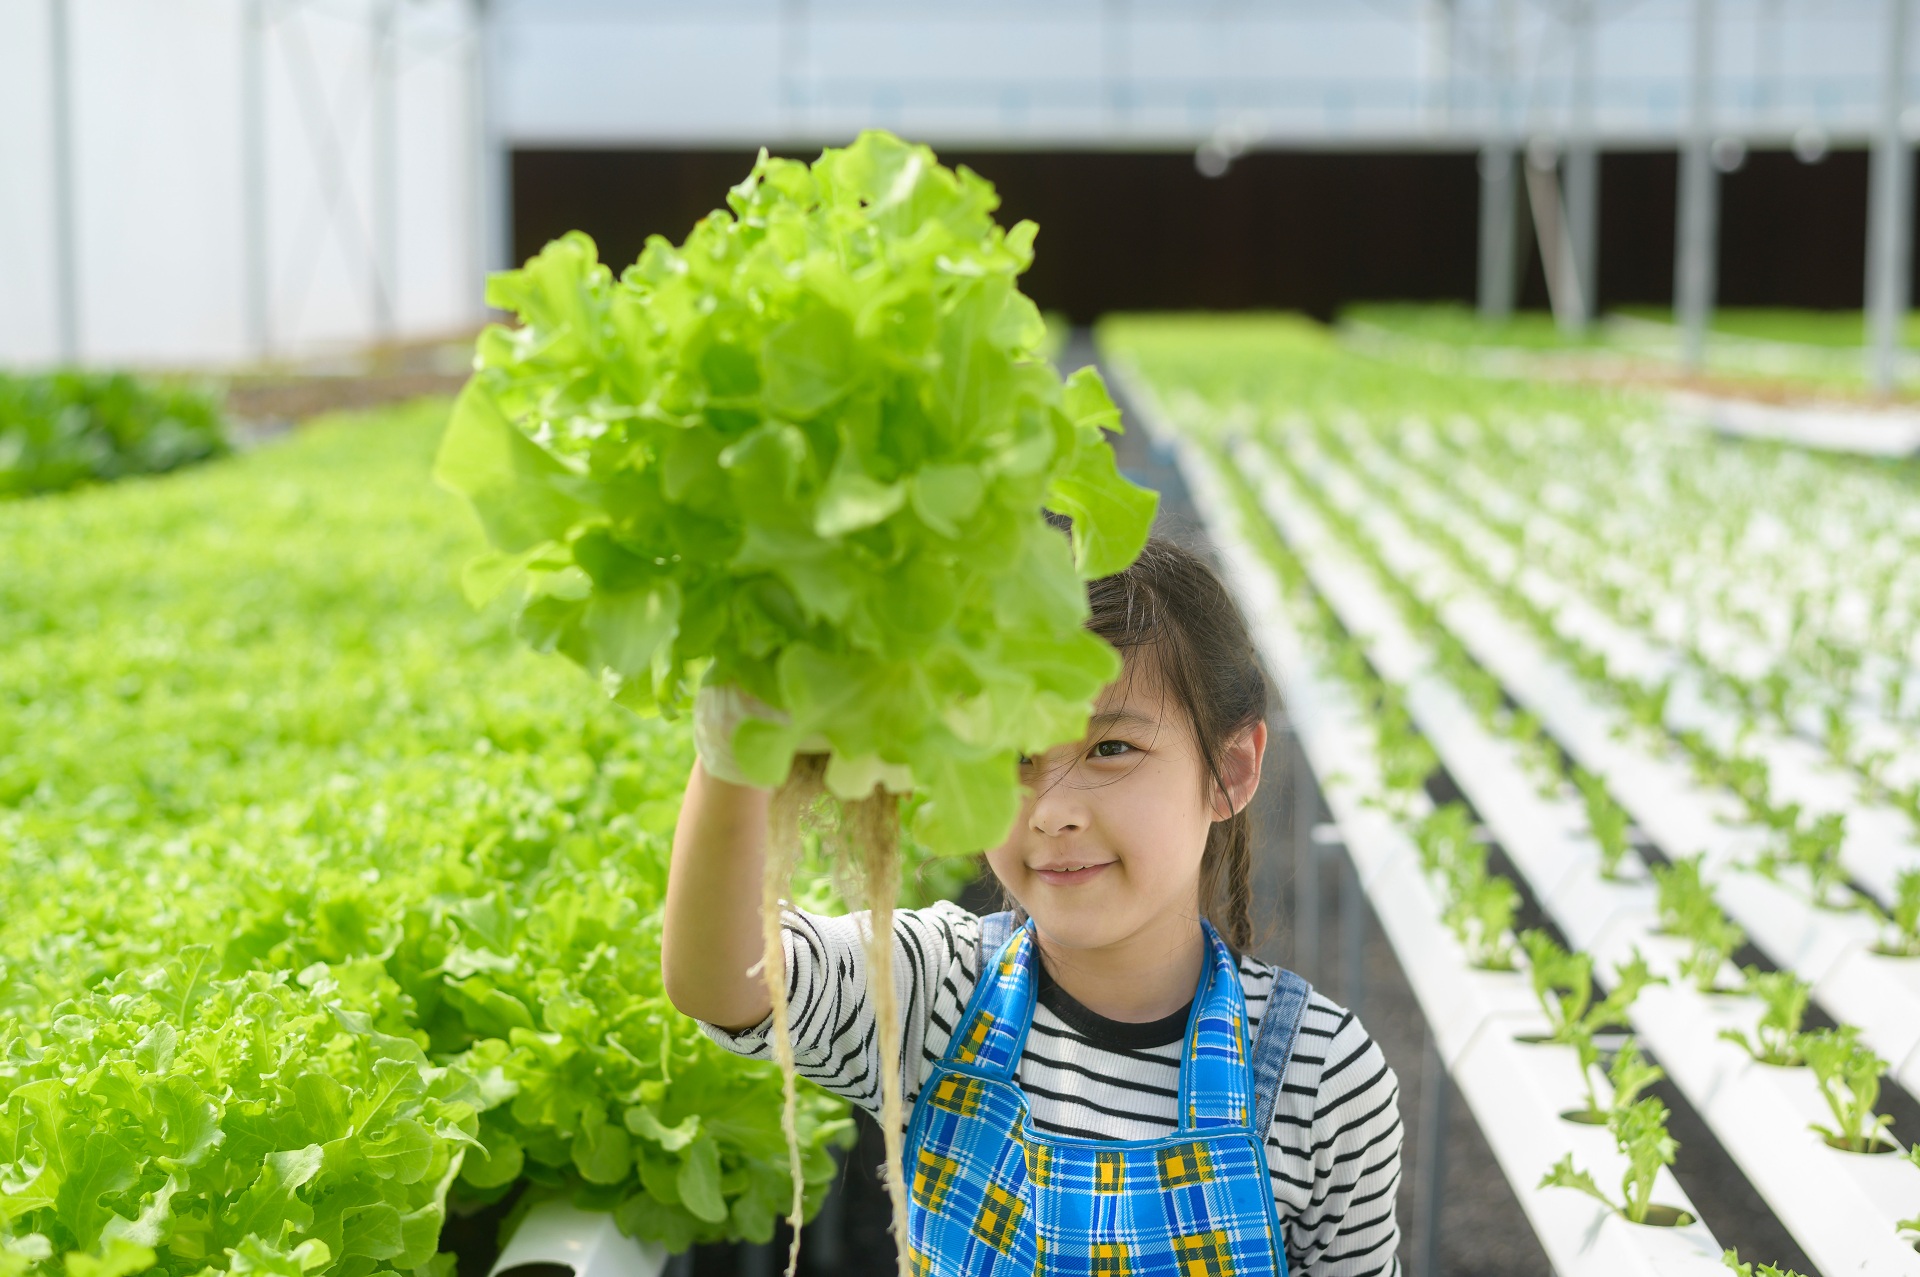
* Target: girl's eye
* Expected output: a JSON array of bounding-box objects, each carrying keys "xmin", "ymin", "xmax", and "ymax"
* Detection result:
[{"xmin": 1091, "ymin": 739, "xmax": 1133, "ymax": 758}]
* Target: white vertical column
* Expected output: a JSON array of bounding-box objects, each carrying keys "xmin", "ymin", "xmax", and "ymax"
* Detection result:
[
  {"xmin": 1477, "ymin": 0, "xmax": 1519, "ymax": 322},
  {"xmin": 1479, "ymin": 144, "xmax": 1518, "ymax": 321},
  {"xmin": 1564, "ymin": 0, "xmax": 1599, "ymax": 330},
  {"xmin": 1675, "ymin": 0, "xmax": 1718, "ymax": 373},
  {"xmin": 474, "ymin": 0, "xmax": 510, "ymax": 290},
  {"xmin": 1867, "ymin": 0, "xmax": 1914, "ymax": 397},
  {"xmin": 371, "ymin": 0, "xmax": 399, "ymax": 343},
  {"xmin": 242, "ymin": 0, "xmax": 271, "ymax": 360},
  {"xmin": 48, "ymin": 0, "xmax": 79, "ymax": 364}
]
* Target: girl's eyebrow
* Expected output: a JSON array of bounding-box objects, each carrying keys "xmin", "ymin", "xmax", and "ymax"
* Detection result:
[{"xmin": 1086, "ymin": 709, "xmax": 1157, "ymax": 732}]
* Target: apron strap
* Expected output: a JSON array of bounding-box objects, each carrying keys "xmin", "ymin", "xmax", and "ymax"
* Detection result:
[
  {"xmin": 1249, "ymin": 968, "xmax": 1314, "ymax": 1142},
  {"xmin": 941, "ymin": 910, "xmax": 1034, "ymax": 1078},
  {"xmin": 976, "ymin": 909, "xmax": 1015, "ymax": 967}
]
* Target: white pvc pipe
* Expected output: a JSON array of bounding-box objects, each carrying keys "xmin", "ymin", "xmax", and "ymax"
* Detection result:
[{"xmin": 489, "ymin": 1200, "xmax": 667, "ymax": 1277}]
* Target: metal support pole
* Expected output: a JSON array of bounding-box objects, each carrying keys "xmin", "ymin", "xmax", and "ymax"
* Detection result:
[
  {"xmin": 1868, "ymin": 0, "xmax": 1914, "ymax": 397},
  {"xmin": 371, "ymin": 0, "xmax": 399, "ymax": 344},
  {"xmin": 1564, "ymin": 0, "xmax": 1600, "ymax": 329},
  {"xmin": 48, "ymin": 0, "xmax": 79, "ymax": 364},
  {"xmin": 1413, "ymin": 1027, "xmax": 1450, "ymax": 1277},
  {"xmin": 1675, "ymin": 0, "xmax": 1719, "ymax": 374},
  {"xmin": 1292, "ymin": 734, "xmax": 1320, "ymax": 977},
  {"xmin": 1477, "ymin": 143, "xmax": 1518, "ymax": 322},
  {"xmin": 241, "ymin": 0, "xmax": 271, "ymax": 360},
  {"xmin": 1339, "ymin": 846, "xmax": 1365, "ymax": 1021}
]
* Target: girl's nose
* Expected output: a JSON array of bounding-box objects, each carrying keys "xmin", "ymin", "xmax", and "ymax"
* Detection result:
[{"xmin": 1026, "ymin": 766, "xmax": 1090, "ymax": 836}]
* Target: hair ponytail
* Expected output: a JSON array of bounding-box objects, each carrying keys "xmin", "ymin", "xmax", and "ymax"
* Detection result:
[{"xmin": 1200, "ymin": 807, "xmax": 1256, "ymax": 954}]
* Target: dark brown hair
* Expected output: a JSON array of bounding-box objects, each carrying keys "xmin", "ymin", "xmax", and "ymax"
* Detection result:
[{"xmin": 1009, "ymin": 520, "xmax": 1271, "ymax": 952}]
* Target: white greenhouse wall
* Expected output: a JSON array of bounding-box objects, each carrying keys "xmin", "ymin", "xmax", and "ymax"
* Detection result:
[{"xmin": 0, "ymin": 0, "xmax": 480, "ymax": 371}]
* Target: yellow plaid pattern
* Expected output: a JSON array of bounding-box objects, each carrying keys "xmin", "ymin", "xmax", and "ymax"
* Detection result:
[
  {"xmin": 971, "ymin": 1183, "xmax": 1025, "ymax": 1255},
  {"xmin": 1090, "ymin": 1242, "xmax": 1132, "ymax": 1277},
  {"xmin": 913, "ymin": 1149, "xmax": 962, "ymax": 1214},
  {"xmin": 928, "ymin": 1074, "xmax": 985, "ymax": 1118},
  {"xmin": 955, "ymin": 1013, "xmax": 994, "ymax": 1065},
  {"xmin": 906, "ymin": 1246, "xmax": 932, "ymax": 1277},
  {"xmin": 1093, "ymin": 1149, "xmax": 1126, "ymax": 1194},
  {"xmin": 1023, "ymin": 1140, "xmax": 1056, "ymax": 1187},
  {"xmin": 1172, "ymin": 1230, "xmax": 1237, "ymax": 1277},
  {"xmin": 1156, "ymin": 1142, "xmax": 1215, "ymax": 1190}
]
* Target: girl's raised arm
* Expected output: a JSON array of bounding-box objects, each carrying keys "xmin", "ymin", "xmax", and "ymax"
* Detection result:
[{"xmin": 662, "ymin": 761, "xmax": 775, "ymax": 1032}]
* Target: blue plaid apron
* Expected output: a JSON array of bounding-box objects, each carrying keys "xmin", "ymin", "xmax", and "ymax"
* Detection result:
[{"xmin": 902, "ymin": 912, "xmax": 1313, "ymax": 1277}]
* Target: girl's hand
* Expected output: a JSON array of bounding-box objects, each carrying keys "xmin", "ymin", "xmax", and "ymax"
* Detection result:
[
  {"xmin": 691, "ymin": 684, "xmax": 791, "ymax": 789},
  {"xmin": 692, "ymin": 683, "xmax": 911, "ymax": 794}
]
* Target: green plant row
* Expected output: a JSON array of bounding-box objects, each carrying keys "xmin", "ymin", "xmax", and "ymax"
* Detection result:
[
  {"xmin": 1392, "ymin": 414, "xmax": 1920, "ymax": 843},
  {"xmin": 1186, "ymin": 434, "xmax": 1688, "ymax": 1229},
  {"xmin": 1107, "ymin": 315, "xmax": 1920, "ymax": 1257},
  {"xmin": 0, "ymin": 401, "xmax": 970, "ymax": 1277},
  {"xmin": 0, "ymin": 371, "xmax": 228, "ymax": 500}
]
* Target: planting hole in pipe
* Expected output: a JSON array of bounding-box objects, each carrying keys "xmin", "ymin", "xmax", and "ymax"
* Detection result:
[
  {"xmin": 1820, "ymin": 1134, "xmax": 1903, "ymax": 1155},
  {"xmin": 1558, "ymin": 1108, "xmax": 1609, "ymax": 1126},
  {"xmin": 1631, "ymin": 1205, "xmax": 1696, "ymax": 1228}
]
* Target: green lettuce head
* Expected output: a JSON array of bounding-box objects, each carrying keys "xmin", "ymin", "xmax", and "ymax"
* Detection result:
[{"xmin": 435, "ymin": 129, "xmax": 1157, "ymax": 855}]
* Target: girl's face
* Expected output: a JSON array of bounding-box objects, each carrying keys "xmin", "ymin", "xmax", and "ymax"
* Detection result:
[{"xmin": 985, "ymin": 652, "xmax": 1265, "ymax": 956}]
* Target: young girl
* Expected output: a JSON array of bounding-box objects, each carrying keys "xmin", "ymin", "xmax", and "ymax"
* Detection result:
[{"xmin": 662, "ymin": 533, "xmax": 1404, "ymax": 1276}]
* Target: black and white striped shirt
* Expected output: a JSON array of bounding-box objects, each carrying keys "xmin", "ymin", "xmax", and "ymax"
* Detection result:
[{"xmin": 699, "ymin": 900, "xmax": 1404, "ymax": 1276}]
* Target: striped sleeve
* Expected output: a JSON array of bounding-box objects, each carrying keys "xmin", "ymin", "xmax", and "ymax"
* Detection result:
[
  {"xmin": 694, "ymin": 900, "xmax": 983, "ymax": 1124},
  {"xmin": 1265, "ymin": 987, "xmax": 1405, "ymax": 1277}
]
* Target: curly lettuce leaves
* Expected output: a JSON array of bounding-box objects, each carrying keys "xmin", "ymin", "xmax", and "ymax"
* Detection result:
[{"xmin": 436, "ymin": 130, "xmax": 1156, "ymax": 855}]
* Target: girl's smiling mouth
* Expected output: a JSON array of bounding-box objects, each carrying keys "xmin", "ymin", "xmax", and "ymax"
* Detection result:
[{"xmin": 1031, "ymin": 861, "xmax": 1116, "ymax": 886}]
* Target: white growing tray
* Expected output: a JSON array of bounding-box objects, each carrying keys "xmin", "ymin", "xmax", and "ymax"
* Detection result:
[
  {"xmin": 1267, "ymin": 425, "xmax": 1920, "ymax": 1114},
  {"xmin": 1350, "ymin": 436, "xmax": 1920, "ymax": 913},
  {"xmin": 1237, "ymin": 437, "xmax": 1920, "ymax": 1277},
  {"xmin": 1113, "ymin": 363, "xmax": 1729, "ymax": 1277}
]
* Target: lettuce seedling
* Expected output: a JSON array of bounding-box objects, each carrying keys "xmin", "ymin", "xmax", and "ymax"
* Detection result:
[
  {"xmin": 1786, "ymin": 810, "xmax": 1851, "ymax": 910},
  {"xmin": 1718, "ymin": 968, "xmax": 1810, "ymax": 1067},
  {"xmin": 1574, "ymin": 767, "xmax": 1633, "ymax": 880},
  {"xmin": 1874, "ymin": 869, "xmax": 1920, "ymax": 957},
  {"xmin": 1442, "ymin": 857, "xmax": 1519, "ymax": 972},
  {"xmin": 1722, "ymin": 1248, "xmax": 1810, "ymax": 1277},
  {"xmin": 1797, "ymin": 1025, "xmax": 1893, "ymax": 1152},
  {"xmin": 1522, "ymin": 931, "xmax": 1664, "ymax": 1111},
  {"xmin": 1414, "ymin": 802, "xmax": 1475, "ymax": 879},
  {"xmin": 1651, "ymin": 854, "xmax": 1746, "ymax": 992},
  {"xmin": 1564, "ymin": 1032, "xmax": 1664, "ymax": 1126},
  {"xmin": 1373, "ymin": 688, "xmax": 1438, "ymax": 813},
  {"xmin": 1539, "ymin": 1094, "xmax": 1693, "ymax": 1226}
]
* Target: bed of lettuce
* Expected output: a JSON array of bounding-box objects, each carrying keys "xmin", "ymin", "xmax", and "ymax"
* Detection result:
[{"xmin": 0, "ymin": 400, "xmax": 972, "ymax": 1277}]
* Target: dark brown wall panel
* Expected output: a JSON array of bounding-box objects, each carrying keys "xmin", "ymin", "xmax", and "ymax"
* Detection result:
[{"xmin": 512, "ymin": 146, "xmax": 1884, "ymax": 322}]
